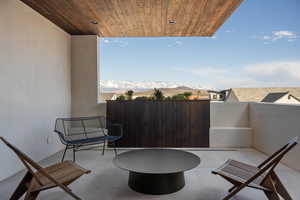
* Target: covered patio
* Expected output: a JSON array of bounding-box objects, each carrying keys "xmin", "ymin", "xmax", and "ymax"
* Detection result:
[
  {"xmin": 1, "ymin": 149, "xmax": 300, "ymax": 200},
  {"xmin": 1, "ymin": 0, "xmax": 300, "ymax": 199}
]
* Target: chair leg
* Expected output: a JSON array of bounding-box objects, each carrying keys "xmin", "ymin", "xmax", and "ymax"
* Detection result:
[
  {"xmin": 10, "ymin": 172, "xmax": 32, "ymax": 200},
  {"xmin": 264, "ymin": 191, "xmax": 281, "ymax": 200},
  {"xmin": 271, "ymin": 172, "xmax": 292, "ymax": 200},
  {"xmin": 262, "ymin": 176, "xmax": 281, "ymax": 200},
  {"xmin": 55, "ymin": 185, "xmax": 82, "ymax": 200},
  {"xmin": 102, "ymin": 141, "xmax": 106, "ymax": 155},
  {"xmin": 61, "ymin": 145, "xmax": 68, "ymax": 162},
  {"xmin": 24, "ymin": 191, "xmax": 40, "ymax": 200},
  {"xmin": 222, "ymin": 182, "xmax": 249, "ymax": 200},
  {"xmin": 228, "ymin": 185, "xmax": 237, "ymax": 192},
  {"xmin": 223, "ymin": 177, "xmax": 240, "ymax": 193}
]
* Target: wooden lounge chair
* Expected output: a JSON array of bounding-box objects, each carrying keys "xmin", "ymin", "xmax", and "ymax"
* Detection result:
[
  {"xmin": 0, "ymin": 136, "xmax": 91, "ymax": 200},
  {"xmin": 212, "ymin": 137, "xmax": 298, "ymax": 200}
]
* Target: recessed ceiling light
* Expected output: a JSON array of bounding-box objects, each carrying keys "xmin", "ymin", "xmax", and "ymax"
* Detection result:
[
  {"xmin": 168, "ymin": 20, "xmax": 176, "ymax": 24},
  {"xmin": 91, "ymin": 20, "xmax": 98, "ymax": 25}
]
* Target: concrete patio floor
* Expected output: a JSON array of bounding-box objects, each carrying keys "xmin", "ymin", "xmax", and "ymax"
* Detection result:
[{"xmin": 0, "ymin": 149, "xmax": 299, "ymax": 200}]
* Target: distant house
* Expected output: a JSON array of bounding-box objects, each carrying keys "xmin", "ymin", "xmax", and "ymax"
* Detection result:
[
  {"xmin": 261, "ymin": 92, "xmax": 300, "ymax": 104},
  {"xmin": 99, "ymin": 93, "xmax": 117, "ymax": 102},
  {"xmin": 207, "ymin": 90, "xmax": 229, "ymax": 101},
  {"xmin": 225, "ymin": 88, "xmax": 300, "ymax": 104}
]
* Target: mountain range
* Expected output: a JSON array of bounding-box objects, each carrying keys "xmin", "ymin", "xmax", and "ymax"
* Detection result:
[{"xmin": 99, "ymin": 80, "xmax": 208, "ymax": 93}]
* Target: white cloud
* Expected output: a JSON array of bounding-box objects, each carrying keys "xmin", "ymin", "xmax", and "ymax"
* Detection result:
[
  {"xmin": 168, "ymin": 40, "xmax": 183, "ymax": 47},
  {"xmin": 173, "ymin": 61, "xmax": 300, "ymax": 89},
  {"xmin": 101, "ymin": 38, "xmax": 129, "ymax": 47},
  {"xmin": 203, "ymin": 36, "xmax": 217, "ymax": 39},
  {"xmin": 272, "ymin": 31, "xmax": 297, "ymax": 40},
  {"xmin": 111, "ymin": 39, "xmax": 129, "ymax": 47},
  {"xmin": 245, "ymin": 61, "xmax": 300, "ymax": 81},
  {"xmin": 259, "ymin": 31, "xmax": 298, "ymax": 42},
  {"xmin": 263, "ymin": 36, "xmax": 271, "ymax": 40}
]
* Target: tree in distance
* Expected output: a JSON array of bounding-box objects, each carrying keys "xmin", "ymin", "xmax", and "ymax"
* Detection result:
[
  {"xmin": 153, "ymin": 88, "xmax": 164, "ymax": 100},
  {"xmin": 126, "ymin": 90, "xmax": 134, "ymax": 100}
]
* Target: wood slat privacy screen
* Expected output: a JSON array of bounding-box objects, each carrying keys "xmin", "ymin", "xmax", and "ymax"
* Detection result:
[{"xmin": 107, "ymin": 100, "xmax": 210, "ymax": 147}]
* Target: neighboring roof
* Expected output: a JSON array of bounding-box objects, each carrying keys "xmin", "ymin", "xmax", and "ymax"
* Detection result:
[
  {"xmin": 208, "ymin": 89, "xmax": 230, "ymax": 93},
  {"xmin": 207, "ymin": 90, "xmax": 220, "ymax": 93},
  {"xmin": 229, "ymin": 88, "xmax": 300, "ymax": 102},
  {"xmin": 20, "ymin": 0, "xmax": 243, "ymax": 37},
  {"xmin": 99, "ymin": 93, "xmax": 116, "ymax": 101},
  {"xmin": 261, "ymin": 92, "xmax": 288, "ymax": 103}
]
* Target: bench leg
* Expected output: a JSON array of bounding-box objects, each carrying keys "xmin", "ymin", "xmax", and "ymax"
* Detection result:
[
  {"xmin": 73, "ymin": 145, "xmax": 76, "ymax": 162},
  {"xmin": 61, "ymin": 145, "xmax": 69, "ymax": 162},
  {"xmin": 113, "ymin": 141, "xmax": 117, "ymax": 156},
  {"xmin": 102, "ymin": 141, "xmax": 106, "ymax": 155}
]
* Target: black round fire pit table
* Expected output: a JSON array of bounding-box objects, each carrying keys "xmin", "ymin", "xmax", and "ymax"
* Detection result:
[{"xmin": 113, "ymin": 149, "xmax": 200, "ymax": 195}]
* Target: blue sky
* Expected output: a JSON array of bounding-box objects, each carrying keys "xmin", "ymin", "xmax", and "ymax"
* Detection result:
[{"xmin": 100, "ymin": 0, "xmax": 300, "ymax": 89}]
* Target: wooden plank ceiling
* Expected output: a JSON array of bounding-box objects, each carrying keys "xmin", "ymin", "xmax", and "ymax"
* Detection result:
[{"xmin": 20, "ymin": 0, "xmax": 243, "ymax": 37}]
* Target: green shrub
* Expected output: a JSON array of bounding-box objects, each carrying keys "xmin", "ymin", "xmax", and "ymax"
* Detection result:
[
  {"xmin": 183, "ymin": 92, "xmax": 192, "ymax": 99},
  {"xmin": 135, "ymin": 96, "xmax": 149, "ymax": 100},
  {"xmin": 147, "ymin": 96, "xmax": 155, "ymax": 100},
  {"xmin": 116, "ymin": 95, "xmax": 126, "ymax": 101},
  {"xmin": 172, "ymin": 94, "xmax": 186, "ymax": 100}
]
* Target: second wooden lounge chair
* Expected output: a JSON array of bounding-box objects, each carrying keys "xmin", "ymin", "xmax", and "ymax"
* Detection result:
[
  {"xmin": 0, "ymin": 136, "xmax": 91, "ymax": 200},
  {"xmin": 212, "ymin": 137, "xmax": 298, "ymax": 200}
]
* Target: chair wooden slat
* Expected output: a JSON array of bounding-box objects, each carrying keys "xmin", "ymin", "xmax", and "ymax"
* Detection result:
[
  {"xmin": 213, "ymin": 159, "xmax": 265, "ymax": 187},
  {"xmin": 31, "ymin": 161, "xmax": 90, "ymax": 192}
]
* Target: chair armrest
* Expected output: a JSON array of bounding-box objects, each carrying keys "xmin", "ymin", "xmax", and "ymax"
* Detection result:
[{"xmin": 53, "ymin": 131, "xmax": 68, "ymax": 145}]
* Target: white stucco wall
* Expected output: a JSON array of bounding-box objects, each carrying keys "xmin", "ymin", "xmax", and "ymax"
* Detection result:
[
  {"xmin": 249, "ymin": 102, "xmax": 300, "ymax": 171},
  {"xmin": 210, "ymin": 102, "xmax": 252, "ymax": 147},
  {"xmin": 0, "ymin": 0, "xmax": 71, "ymax": 181},
  {"xmin": 210, "ymin": 102, "xmax": 249, "ymax": 127},
  {"xmin": 71, "ymin": 35, "xmax": 106, "ymax": 117}
]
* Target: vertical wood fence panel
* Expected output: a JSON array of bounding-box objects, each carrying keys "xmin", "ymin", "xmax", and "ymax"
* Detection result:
[{"xmin": 107, "ymin": 100, "xmax": 210, "ymax": 147}]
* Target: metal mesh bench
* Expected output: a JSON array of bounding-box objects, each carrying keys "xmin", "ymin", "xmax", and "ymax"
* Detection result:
[{"xmin": 54, "ymin": 116, "xmax": 123, "ymax": 162}]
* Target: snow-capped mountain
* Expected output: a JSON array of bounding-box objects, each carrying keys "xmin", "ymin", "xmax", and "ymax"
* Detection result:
[{"xmin": 99, "ymin": 80, "xmax": 208, "ymax": 92}]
